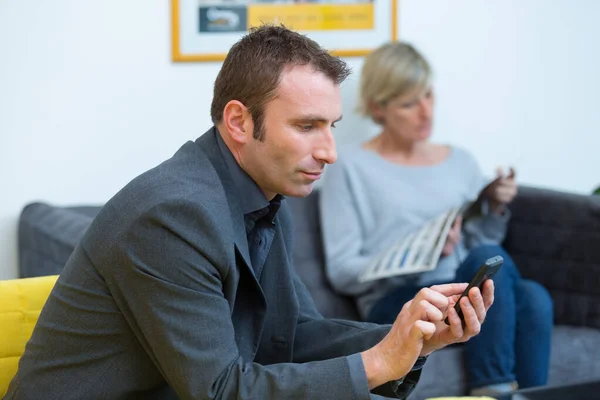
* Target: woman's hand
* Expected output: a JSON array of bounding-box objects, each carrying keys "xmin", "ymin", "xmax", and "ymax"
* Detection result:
[
  {"xmin": 483, "ymin": 167, "xmax": 518, "ymax": 214},
  {"xmin": 441, "ymin": 216, "xmax": 462, "ymax": 256}
]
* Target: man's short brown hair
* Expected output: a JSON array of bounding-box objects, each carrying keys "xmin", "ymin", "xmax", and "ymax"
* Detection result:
[{"xmin": 210, "ymin": 24, "xmax": 351, "ymax": 140}]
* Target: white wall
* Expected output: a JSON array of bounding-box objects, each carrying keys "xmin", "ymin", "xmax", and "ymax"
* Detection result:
[{"xmin": 1, "ymin": 0, "xmax": 599, "ymax": 279}]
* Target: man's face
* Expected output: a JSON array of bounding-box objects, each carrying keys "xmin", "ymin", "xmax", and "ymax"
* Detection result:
[{"xmin": 241, "ymin": 64, "xmax": 341, "ymax": 199}]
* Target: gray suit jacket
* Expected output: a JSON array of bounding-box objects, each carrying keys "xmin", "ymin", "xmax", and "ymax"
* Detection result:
[{"xmin": 6, "ymin": 128, "xmax": 421, "ymax": 399}]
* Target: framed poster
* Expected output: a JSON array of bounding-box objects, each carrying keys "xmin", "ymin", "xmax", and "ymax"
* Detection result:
[{"xmin": 171, "ymin": 0, "xmax": 397, "ymax": 62}]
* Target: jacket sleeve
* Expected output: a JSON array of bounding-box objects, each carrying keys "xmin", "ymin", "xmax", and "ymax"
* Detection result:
[
  {"xmin": 290, "ymin": 269, "xmax": 424, "ymax": 399},
  {"xmin": 101, "ymin": 200, "xmax": 383, "ymax": 400}
]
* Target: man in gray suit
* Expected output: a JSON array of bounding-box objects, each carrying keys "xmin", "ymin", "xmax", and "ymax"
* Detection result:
[{"xmin": 6, "ymin": 25, "xmax": 494, "ymax": 399}]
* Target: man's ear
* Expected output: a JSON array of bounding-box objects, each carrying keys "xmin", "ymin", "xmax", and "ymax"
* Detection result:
[{"xmin": 222, "ymin": 100, "xmax": 254, "ymax": 144}]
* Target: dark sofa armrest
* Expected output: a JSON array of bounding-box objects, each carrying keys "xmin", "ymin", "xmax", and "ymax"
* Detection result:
[
  {"xmin": 18, "ymin": 203, "xmax": 101, "ymax": 278},
  {"xmin": 503, "ymin": 186, "xmax": 600, "ymax": 328}
]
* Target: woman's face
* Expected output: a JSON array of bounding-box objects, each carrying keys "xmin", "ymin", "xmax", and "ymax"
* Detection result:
[{"xmin": 373, "ymin": 87, "xmax": 434, "ymax": 143}]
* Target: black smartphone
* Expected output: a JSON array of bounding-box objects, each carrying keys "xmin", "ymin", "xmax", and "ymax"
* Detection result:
[{"xmin": 444, "ymin": 255, "xmax": 503, "ymax": 325}]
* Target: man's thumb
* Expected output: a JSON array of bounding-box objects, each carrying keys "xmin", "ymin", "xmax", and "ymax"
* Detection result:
[{"xmin": 413, "ymin": 320, "xmax": 436, "ymax": 341}]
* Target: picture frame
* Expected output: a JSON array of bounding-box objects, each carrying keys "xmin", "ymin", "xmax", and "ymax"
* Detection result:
[{"xmin": 171, "ymin": 0, "xmax": 398, "ymax": 62}]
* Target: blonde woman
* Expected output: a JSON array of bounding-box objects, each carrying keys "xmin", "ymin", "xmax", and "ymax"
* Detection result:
[{"xmin": 319, "ymin": 42, "xmax": 553, "ymax": 396}]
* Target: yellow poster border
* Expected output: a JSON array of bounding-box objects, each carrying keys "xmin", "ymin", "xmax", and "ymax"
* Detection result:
[{"xmin": 171, "ymin": 0, "xmax": 398, "ymax": 62}]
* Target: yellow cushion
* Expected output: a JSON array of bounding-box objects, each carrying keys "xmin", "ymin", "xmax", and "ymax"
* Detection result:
[{"xmin": 0, "ymin": 275, "xmax": 58, "ymax": 396}]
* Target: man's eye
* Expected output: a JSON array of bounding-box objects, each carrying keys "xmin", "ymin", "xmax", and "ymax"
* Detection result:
[
  {"xmin": 299, "ymin": 125, "xmax": 313, "ymax": 131},
  {"xmin": 331, "ymin": 123, "xmax": 337, "ymax": 129}
]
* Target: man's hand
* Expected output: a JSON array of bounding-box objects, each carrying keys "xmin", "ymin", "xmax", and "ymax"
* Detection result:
[
  {"xmin": 419, "ymin": 280, "xmax": 494, "ymax": 356},
  {"xmin": 361, "ymin": 281, "xmax": 494, "ymax": 389},
  {"xmin": 361, "ymin": 287, "xmax": 446, "ymax": 388},
  {"xmin": 482, "ymin": 167, "xmax": 518, "ymax": 214},
  {"xmin": 441, "ymin": 216, "xmax": 462, "ymax": 257}
]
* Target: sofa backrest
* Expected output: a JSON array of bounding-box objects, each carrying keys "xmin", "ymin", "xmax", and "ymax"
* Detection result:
[
  {"xmin": 19, "ymin": 203, "xmax": 101, "ymax": 278},
  {"xmin": 502, "ymin": 186, "xmax": 600, "ymax": 329}
]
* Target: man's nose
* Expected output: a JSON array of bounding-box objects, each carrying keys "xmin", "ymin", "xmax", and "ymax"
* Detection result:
[{"xmin": 314, "ymin": 129, "xmax": 337, "ymax": 165}]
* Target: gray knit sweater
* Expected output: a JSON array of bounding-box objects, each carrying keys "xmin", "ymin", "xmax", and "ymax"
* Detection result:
[{"xmin": 319, "ymin": 143, "xmax": 510, "ymax": 319}]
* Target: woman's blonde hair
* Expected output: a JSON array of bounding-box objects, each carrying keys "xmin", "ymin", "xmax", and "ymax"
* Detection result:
[{"xmin": 357, "ymin": 42, "xmax": 432, "ymax": 123}]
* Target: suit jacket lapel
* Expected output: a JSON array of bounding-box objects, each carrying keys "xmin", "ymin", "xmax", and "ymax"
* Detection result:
[
  {"xmin": 254, "ymin": 215, "xmax": 298, "ymax": 364},
  {"xmin": 196, "ymin": 128, "xmax": 270, "ymax": 360}
]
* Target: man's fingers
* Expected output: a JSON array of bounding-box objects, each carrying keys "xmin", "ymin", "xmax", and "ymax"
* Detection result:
[
  {"xmin": 416, "ymin": 299, "xmax": 444, "ymax": 322},
  {"xmin": 412, "ymin": 288, "xmax": 449, "ymax": 312},
  {"xmin": 460, "ymin": 297, "xmax": 481, "ymax": 336},
  {"xmin": 429, "ymin": 283, "xmax": 469, "ymax": 297},
  {"xmin": 481, "ymin": 279, "xmax": 495, "ymax": 309},
  {"xmin": 448, "ymin": 293, "xmax": 463, "ymax": 307},
  {"xmin": 495, "ymin": 166, "xmax": 504, "ymax": 178},
  {"xmin": 468, "ymin": 287, "xmax": 487, "ymax": 323},
  {"xmin": 446, "ymin": 306, "xmax": 464, "ymax": 339},
  {"xmin": 412, "ymin": 320, "xmax": 436, "ymax": 341}
]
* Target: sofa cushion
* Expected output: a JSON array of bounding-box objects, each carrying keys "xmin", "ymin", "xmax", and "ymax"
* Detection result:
[{"xmin": 547, "ymin": 325, "xmax": 600, "ymax": 385}]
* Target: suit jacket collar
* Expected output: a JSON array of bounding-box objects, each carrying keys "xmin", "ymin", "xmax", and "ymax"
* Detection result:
[
  {"xmin": 195, "ymin": 127, "xmax": 254, "ymax": 274},
  {"xmin": 214, "ymin": 129, "xmax": 270, "ymax": 216}
]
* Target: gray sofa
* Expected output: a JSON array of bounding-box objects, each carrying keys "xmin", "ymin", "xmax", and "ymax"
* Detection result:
[{"xmin": 18, "ymin": 186, "xmax": 600, "ymax": 399}]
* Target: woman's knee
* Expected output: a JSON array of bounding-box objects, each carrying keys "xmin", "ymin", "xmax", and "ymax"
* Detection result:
[{"xmin": 516, "ymin": 279, "xmax": 554, "ymax": 325}]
